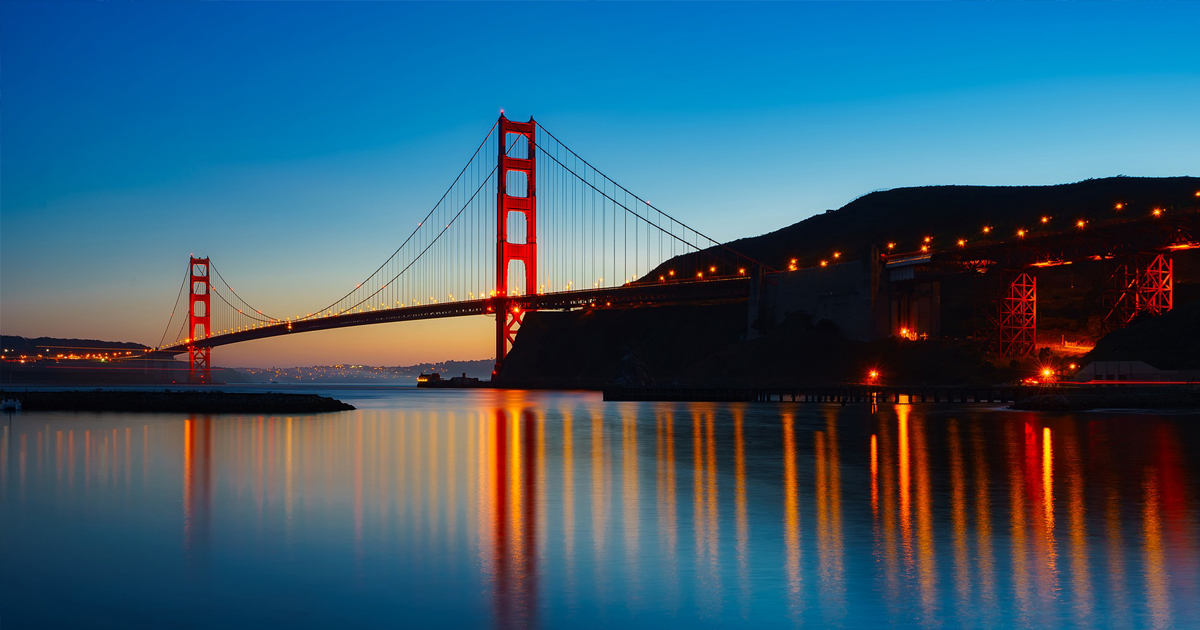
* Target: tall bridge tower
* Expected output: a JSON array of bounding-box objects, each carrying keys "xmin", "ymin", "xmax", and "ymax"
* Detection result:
[
  {"xmin": 188, "ymin": 256, "xmax": 211, "ymax": 383},
  {"xmin": 495, "ymin": 115, "xmax": 537, "ymax": 376}
]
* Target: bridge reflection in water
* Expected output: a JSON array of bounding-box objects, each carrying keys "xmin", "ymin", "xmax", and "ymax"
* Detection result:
[{"xmin": 1, "ymin": 392, "xmax": 1198, "ymax": 628}]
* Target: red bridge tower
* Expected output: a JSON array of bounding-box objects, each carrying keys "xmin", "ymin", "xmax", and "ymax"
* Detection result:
[
  {"xmin": 188, "ymin": 256, "xmax": 212, "ymax": 383},
  {"xmin": 494, "ymin": 115, "xmax": 538, "ymax": 376}
]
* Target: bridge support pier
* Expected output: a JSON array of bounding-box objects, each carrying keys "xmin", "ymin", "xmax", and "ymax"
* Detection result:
[
  {"xmin": 1102, "ymin": 252, "xmax": 1172, "ymax": 335},
  {"xmin": 996, "ymin": 270, "xmax": 1036, "ymax": 358}
]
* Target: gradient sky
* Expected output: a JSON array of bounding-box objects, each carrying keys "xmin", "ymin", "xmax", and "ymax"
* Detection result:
[{"xmin": 2, "ymin": 2, "xmax": 1197, "ymax": 367}]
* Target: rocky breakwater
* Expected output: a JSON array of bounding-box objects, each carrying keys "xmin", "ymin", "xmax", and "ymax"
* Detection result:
[{"xmin": 1, "ymin": 390, "xmax": 355, "ymax": 414}]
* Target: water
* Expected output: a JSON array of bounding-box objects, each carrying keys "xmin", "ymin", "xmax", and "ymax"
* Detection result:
[{"xmin": 2, "ymin": 389, "xmax": 1198, "ymax": 629}]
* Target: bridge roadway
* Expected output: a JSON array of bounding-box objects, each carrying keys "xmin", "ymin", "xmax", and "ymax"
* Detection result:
[
  {"xmin": 157, "ymin": 276, "xmax": 751, "ymax": 355},
  {"xmin": 885, "ymin": 208, "xmax": 1198, "ymax": 276}
]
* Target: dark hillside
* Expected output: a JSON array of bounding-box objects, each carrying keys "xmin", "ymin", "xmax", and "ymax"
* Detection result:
[
  {"xmin": 651, "ymin": 176, "xmax": 1199, "ymax": 276},
  {"xmin": 1081, "ymin": 298, "xmax": 1200, "ymax": 370},
  {"xmin": 1, "ymin": 336, "xmax": 148, "ymax": 357},
  {"xmin": 506, "ymin": 177, "xmax": 1199, "ymax": 388}
]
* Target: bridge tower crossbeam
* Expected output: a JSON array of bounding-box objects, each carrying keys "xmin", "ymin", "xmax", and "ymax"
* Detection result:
[
  {"xmin": 494, "ymin": 115, "xmax": 538, "ymax": 376},
  {"xmin": 187, "ymin": 256, "xmax": 212, "ymax": 383}
]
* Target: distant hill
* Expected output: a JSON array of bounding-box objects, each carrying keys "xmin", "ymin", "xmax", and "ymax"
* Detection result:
[
  {"xmin": 651, "ymin": 176, "xmax": 1199, "ymax": 276},
  {"xmin": 1, "ymin": 335, "xmax": 148, "ymax": 359}
]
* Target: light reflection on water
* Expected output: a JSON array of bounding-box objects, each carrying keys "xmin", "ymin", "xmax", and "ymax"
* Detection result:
[{"xmin": 1, "ymin": 389, "xmax": 1198, "ymax": 629}]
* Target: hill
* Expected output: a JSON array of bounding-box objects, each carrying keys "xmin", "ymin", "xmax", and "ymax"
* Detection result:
[
  {"xmin": 1081, "ymin": 299, "xmax": 1200, "ymax": 370},
  {"xmin": 650, "ymin": 176, "xmax": 1199, "ymax": 276},
  {"xmin": 505, "ymin": 176, "xmax": 1200, "ymax": 387}
]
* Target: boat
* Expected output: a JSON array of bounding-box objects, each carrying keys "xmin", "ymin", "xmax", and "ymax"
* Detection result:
[
  {"xmin": 1, "ymin": 399, "xmax": 21, "ymax": 412},
  {"xmin": 417, "ymin": 372, "xmax": 486, "ymax": 389}
]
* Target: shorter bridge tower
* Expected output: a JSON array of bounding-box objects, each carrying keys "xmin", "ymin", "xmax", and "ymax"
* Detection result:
[
  {"xmin": 188, "ymin": 256, "xmax": 212, "ymax": 383},
  {"xmin": 494, "ymin": 115, "xmax": 538, "ymax": 376}
]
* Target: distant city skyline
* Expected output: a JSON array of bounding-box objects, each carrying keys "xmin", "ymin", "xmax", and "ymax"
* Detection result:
[{"xmin": 2, "ymin": 2, "xmax": 1197, "ymax": 367}]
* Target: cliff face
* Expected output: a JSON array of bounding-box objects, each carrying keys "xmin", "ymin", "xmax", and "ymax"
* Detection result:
[
  {"xmin": 497, "ymin": 303, "xmax": 747, "ymax": 389},
  {"xmin": 499, "ymin": 307, "xmax": 1007, "ymax": 389},
  {"xmin": 1082, "ymin": 299, "xmax": 1200, "ymax": 370}
]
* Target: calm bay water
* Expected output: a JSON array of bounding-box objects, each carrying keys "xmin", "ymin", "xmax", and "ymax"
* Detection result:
[{"xmin": 1, "ymin": 388, "xmax": 1198, "ymax": 629}]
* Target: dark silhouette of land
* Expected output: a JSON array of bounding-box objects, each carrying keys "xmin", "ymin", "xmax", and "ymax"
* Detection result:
[
  {"xmin": 502, "ymin": 177, "xmax": 1200, "ymax": 388},
  {"xmin": 0, "ymin": 390, "xmax": 354, "ymax": 413}
]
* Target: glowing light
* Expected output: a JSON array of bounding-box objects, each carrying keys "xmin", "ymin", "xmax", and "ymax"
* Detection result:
[
  {"xmin": 820, "ymin": 260, "xmax": 828, "ymax": 267},
  {"xmin": 887, "ymin": 242, "xmax": 896, "ymax": 250},
  {"xmin": 709, "ymin": 266, "xmax": 716, "ymax": 273},
  {"xmin": 1076, "ymin": 220, "xmax": 1086, "ymax": 228},
  {"xmin": 982, "ymin": 226, "xmax": 992, "ymax": 234},
  {"xmin": 833, "ymin": 251, "xmax": 841, "ymax": 259},
  {"xmin": 957, "ymin": 239, "xmax": 966, "ymax": 247},
  {"xmin": 923, "ymin": 236, "xmax": 932, "ymax": 243},
  {"xmin": 738, "ymin": 268, "xmax": 746, "ymax": 275},
  {"xmin": 697, "ymin": 272, "xmax": 703, "ymax": 278},
  {"xmin": 668, "ymin": 270, "xmax": 675, "ymax": 276},
  {"xmin": 920, "ymin": 245, "xmax": 929, "ymax": 252},
  {"xmin": 1115, "ymin": 202, "xmax": 1124, "ymax": 210},
  {"xmin": 1152, "ymin": 208, "xmax": 1163, "ymax": 217},
  {"xmin": 1068, "ymin": 363, "xmax": 1077, "ymax": 370},
  {"xmin": 1017, "ymin": 229, "xmax": 1026, "ymax": 238},
  {"xmin": 1041, "ymin": 216, "xmax": 1050, "ymax": 224},
  {"xmin": 868, "ymin": 369, "xmax": 879, "ymax": 381}
]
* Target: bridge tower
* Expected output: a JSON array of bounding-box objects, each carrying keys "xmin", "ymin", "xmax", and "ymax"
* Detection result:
[
  {"xmin": 188, "ymin": 256, "xmax": 212, "ymax": 383},
  {"xmin": 494, "ymin": 115, "xmax": 538, "ymax": 376}
]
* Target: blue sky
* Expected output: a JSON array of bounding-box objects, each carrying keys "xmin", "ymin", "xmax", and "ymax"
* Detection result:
[{"xmin": 2, "ymin": 2, "xmax": 1197, "ymax": 366}]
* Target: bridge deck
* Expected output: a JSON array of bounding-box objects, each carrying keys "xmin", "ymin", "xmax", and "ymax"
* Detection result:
[{"xmin": 159, "ymin": 277, "xmax": 750, "ymax": 354}]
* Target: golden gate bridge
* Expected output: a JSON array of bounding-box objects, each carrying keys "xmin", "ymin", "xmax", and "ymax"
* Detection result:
[
  {"xmin": 154, "ymin": 115, "xmax": 770, "ymax": 382},
  {"xmin": 149, "ymin": 115, "xmax": 1199, "ymax": 383}
]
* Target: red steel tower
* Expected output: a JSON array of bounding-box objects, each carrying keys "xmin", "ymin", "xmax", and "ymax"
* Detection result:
[
  {"xmin": 494, "ymin": 115, "xmax": 538, "ymax": 375},
  {"xmin": 188, "ymin": 256, "xmax": 212, "ymax": 383},
  {"xmin": 998, "ymin": 270, "xmax": 1036, "ymax": 357}
]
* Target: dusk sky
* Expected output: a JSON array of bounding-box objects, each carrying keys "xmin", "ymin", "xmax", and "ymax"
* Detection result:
[{"xmin": 2, "ymin": 2, "xmax": 1197, "ymax": 367}]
